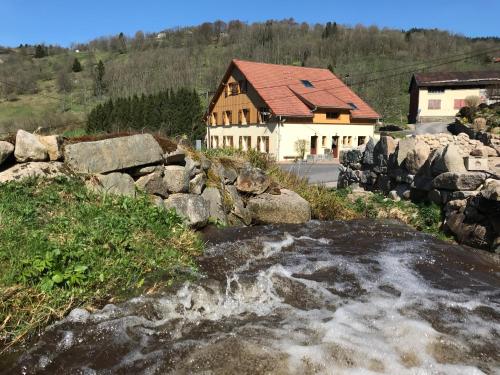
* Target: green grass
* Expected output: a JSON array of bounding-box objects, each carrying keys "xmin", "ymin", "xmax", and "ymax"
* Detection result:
[{"xmin": 0, "ymin": 177, "xmax": 202, "ymax": 349}]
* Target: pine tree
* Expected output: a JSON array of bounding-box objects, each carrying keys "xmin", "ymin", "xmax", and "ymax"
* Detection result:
[
  {"xmin": 72, "ymin": 58, "xmax": 82, "ymax": 72},
  {"xmin": 34, "ymin": 44, "xmax": 47, "ymax": 58},
  {"xmin": 94, "ymin": 60, "xmax": 106, "ymax": 97}
]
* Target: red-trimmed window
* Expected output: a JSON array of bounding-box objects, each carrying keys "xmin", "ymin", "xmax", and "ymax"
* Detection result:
[{"xmin": 454, "ymin": 99, "xmax": 466, "ymax": 109}]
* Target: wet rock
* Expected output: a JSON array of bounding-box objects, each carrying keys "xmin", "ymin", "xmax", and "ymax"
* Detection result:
[
  {"xmin": 0, "ymin": 141, "xmax": 14, "ymax": 166},
  {"xmin": 135, "ymin": 171, "xmax": 169, "ymax": 198},
  {"xmin": 404, "ymin": 140, "xmax": 430, "ymax": 174},
  {"xmin": 64, "ymin": 134, "xmax": 163, "ymax": 174},
  {"xmin": 235, "ymin": 166, "xmax": 270, "ymax": 195},
  {"xmin": 38, "ymin": 135, "xmax": 62, "ymax": 161},
  {"xmin": 190, "ymin": 173, "xmax": 207, "ymax": 195},
  {"xmin": 247, "ymin": 189, "xmax": 311, "ymax": 224},
  {"xmin": 481, "ymin": 179, "xmax": 500, "ymax": 201},
  {"xmin": 86, "ymin": 172, "xmax": 136, "ymax": 197},
  {"xmin": 0, "ymin": 161, "xmax": 65, "ymax": 183},
  {"xmin": 445, "ymin": 211, "xmax": 491, "ymax": 249},
  {"xmin": 431, "ymin": 144, "xmax": 466, "ymax": 176},
  {"xmin": 163, "ymin": 165, "xmax": 189, "ymax": 193},
  {"xmin": 164, "ymin": 193, "xmax": 209, "ymax": 228},
  {"xmin": 201, "ymin": 187, "xmax": 227, "ymax": 224},
  {"xmin": 14, "ymin": 129, "xmax": 48, "ymax": 162},
  {"xmin": 432, "ymin": 172, "xmax": 486, "ymax": 191}
]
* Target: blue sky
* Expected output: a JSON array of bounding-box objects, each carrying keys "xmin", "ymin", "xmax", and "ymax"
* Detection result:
[{"xmin": 1, "ymin": 0, "xmax": 499, "ymax": 47}]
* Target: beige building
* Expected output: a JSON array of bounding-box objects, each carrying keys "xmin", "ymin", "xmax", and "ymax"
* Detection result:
[
  {"xmin": 408, "ymin": 71, "xmax": 500, "ymax": 124},
  {"xmin": 205, "ymin": 59, "xmax": 379, "ymax": 161}
]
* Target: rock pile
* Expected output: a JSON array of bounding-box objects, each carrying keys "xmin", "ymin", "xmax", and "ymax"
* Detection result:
[
  {"xmin": 339, "ymin": 133, "xmax": 500, "ymax": 251},
  {"xmin": 0, "ymin": 130, "xmax": 311, "ymax": 228}
]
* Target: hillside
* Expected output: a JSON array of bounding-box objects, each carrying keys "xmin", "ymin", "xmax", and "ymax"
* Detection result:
[{"xmin": 1, "ymin": 20, "xmax": 499, "ymax": 135}]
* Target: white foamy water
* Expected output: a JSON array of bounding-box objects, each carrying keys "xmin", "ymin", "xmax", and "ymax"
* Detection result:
[{"xmin": 4, "ymin": 220, "xmax": 499, "ymax": 374}]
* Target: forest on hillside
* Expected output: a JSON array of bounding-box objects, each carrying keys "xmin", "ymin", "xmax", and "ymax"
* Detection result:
[{"xmin": 0, "ymin": 19, "xmax": 499, "ymax": 134}]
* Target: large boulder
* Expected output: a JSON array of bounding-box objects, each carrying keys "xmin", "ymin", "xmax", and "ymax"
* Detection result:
[
  {"xmin": 432, "ymin": 172, "xmax": 486, "ymax": 191},
  {"xmin": 38, "ymin": 135, "xmax": 62, "ymax": 161},
  {"xmin": 247, "ymin": 189, "xmax": 311, "ymax": 224},
  {"xmin": 86, "ymin": 172, "xmax": 136, "ymax": 197},
  {"xmin": 164, "ymin": 193, "xmax": 209, "ymax": 228},
  {"xmin": 201, "ymin": 187, "xmax": 227, "ymax": 224},
  {"xmin": 362, "ymin": 137, "xmax": 376, "ymax": 166},
  {"xmin": 135, "ymin": 171, "xmax": 169, "ymax": 198},
  {"xmin": 0, "ymin": 161, "xmax": 65, "ymax": 183},
  {"xmin": 0, "ymin": 141, "xmax": 14, "ymax": 166},
  {"xmin": 396, "ymin": 137, "xmax": 416, "ymax": 167},
  {"xmin": 235, "ymin": 166, "xmax": 270, "ymax": 195},
  {"xmin": 163, "ymin": 165, "xmax": 189, "ymax": 193},
  {"xmin": 341, "ymin": 148, "xmax": 363, "ymax": 168},
  {"xmin": 373, "ymin": 136, "xmax": 397, "ymax": 173},
  {"xmin": 164, "ymin": 148, "xmax": 186, "ymax": 165},
  {"xmin": 431, "ymin": 144, "xmax": 466, "ymax": 176},
  {"xmin": 404, "ymin": 140, "xmax": 431, "ymax": 174},
  {"xmin": 64, "ymin": 134, "xmax": 163, "ymax": 174},
  {"xmin": 481, "ymin": 179, "xmax": 500, "ymax": 201},
  {"xmin": 14, "ymin": 130, "xmax": 48, "ymax": 162}
]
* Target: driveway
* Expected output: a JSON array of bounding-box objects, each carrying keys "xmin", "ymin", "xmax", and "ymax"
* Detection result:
[
  {"xmin": 279, "ymin": 162, "xmax": 340, "ymax": 188},
  {"xmin": 415, "ymin": 122, "xmax": 452, "ymax": 135}
]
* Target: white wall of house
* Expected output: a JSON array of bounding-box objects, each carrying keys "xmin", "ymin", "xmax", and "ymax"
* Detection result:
[
  {"xmin": 207, "ymin": 122, "xmax": 374, "ymax": 161},
  {"xmin": 418, "ymin": 87, "xmax": 484, "ymax": 119}
]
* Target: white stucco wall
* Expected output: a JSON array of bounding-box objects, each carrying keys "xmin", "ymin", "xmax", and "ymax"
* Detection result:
[
  {"xmin": 418, "ymin": 87, "xmax": 484, "ymax": 118},
  {"xmin": 207, "ymin": 122, "xmax": 374, "ymax": 161}
]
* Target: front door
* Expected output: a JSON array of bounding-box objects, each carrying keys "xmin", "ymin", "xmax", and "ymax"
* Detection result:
[
  {"xmin": 310, "ymin": 136, "xmax": 318, "ymax": 155},
  {"xmin": 332, "ymin": 136, "xmax": 339, "ymax": 158}
]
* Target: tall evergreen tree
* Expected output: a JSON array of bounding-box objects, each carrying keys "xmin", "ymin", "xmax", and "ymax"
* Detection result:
[
  {"xmin": 94, "ymin": 60, "xmax": 106, "ymax": 97},
  {"xmin": 72, "ymin": 57, "xmax": 83, "ymax": 72}
]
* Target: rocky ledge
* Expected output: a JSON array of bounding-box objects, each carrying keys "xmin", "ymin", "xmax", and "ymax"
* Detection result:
[
  {"xmin": 339, "ymin": 132, "xmax": 500, "ymax": 252},
  {"xmin": 0, "ymin": 130, "xmax": 311, "ymax": 228}
]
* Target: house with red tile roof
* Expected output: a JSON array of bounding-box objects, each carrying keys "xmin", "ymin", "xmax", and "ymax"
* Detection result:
[{"xmin": 206, "ymin": 59, "xmax": 379, "ymax": 161}]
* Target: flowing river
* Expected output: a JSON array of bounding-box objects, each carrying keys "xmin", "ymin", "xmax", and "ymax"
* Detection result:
[{"xmin": 2, "ymin": 220, "xmax": 500, "ymax": 374}]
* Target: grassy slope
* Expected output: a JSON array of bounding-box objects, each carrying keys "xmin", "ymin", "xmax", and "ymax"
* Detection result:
[{"xmin": 0, "ymin": 177, "xmax": 202, "ymax": 350}]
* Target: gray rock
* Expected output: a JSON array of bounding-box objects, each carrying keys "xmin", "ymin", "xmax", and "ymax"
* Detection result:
[
  {"xmin": 0, "ymin": 161, "xmax": 65, "ymax": 183},
  {"xmin": 185, "ymin": 156, "xmax": 201, "ymax": 178},
  {"xmin": 247, "ymin": 189, "xmax": 311, "ymax": 224},
  {"xmin": 396, "ymin": 137, "xmax": 416, "ymax": 167},
  {"xmin": 189, "ymin": 173, "xmax": 207, "ymax": 195},
  {"xmin": 200, "ymin": 155, "xmax": 212, "ymax": 171},
  {"xmin": 235, "ymin": 166, "xmax": 271, "ymax": 195},
  {"xmin": 164, "ymin": 193, "xmax": 209, "ymax": 228},
  {"xmin": 64, "ymin": 134, "xmax": 163, "ymax": 174},
  {"xmin": 362, "ymin": 138, "xmax": 376, "ymax": 166},
  {"xmin": 404, "ymin": 140, "xmax": 430, "ymax": 174},
  {"xmin": 165, "ymin": 149, "xmax": 186, "ymax": 165},
  {"xmin": 201, "ymin": 187, "xmax": 227, "ymax": 224},
  {"xmin": 226, "ymin": 185, "xmax": 252, "ymax": 225},
  {"xmin": 163, "ymin": 165, "xmax": 189, "ymax": 193},
  {"xmin": 135, "ymin": 171, "xmax": 169, "ymax": 198},
  {"xmin": 341, "ymin": 148, "xmax": 363, "ymax": 167},
  {"xmin": 427, "ymin": 189, "xmax": 444, "ymax": 205},
  {"xmin": 447, "ymin": 190, "xmax": 480, "ymax": 201},
  {"xmin": 213, "ymin": 163, "xmax": 238, "ymax": 184},
  {"xmin": 481, "ymin": 179, "xmax": 500, "ymax": 201},
  {"xmin": 38, "ymin": 135, "xmax": 62, "ymax": 161},
  {"xmin": 14, "ymin": 129, "xmax": 48, "ymax": 162},
  {"xmin": 432, "ymin": 172, "xmax": 486, "ymax": 191},
  {"xmin": 0, "ymin": 141, "xmax": 14, "ymax": 166},
  {"xmin": 388, "ymin": 190, "xmax": 401, "ymax": 202},
  {"xmin": 86, "ymin": 172, "xmax": 136, "ymax": 197},
  {"xmin": 373, "ymin": 136, "xmax": 397, "ymax": 173},
  {"xmin": 431, "ymin": 144, "xmax": 466, "ymax": 176},
  {"xmin": 411, "ymin": 175, "xmax": 433, "ymax": 191},
  {"xmin": 128, "ymin": 165, "xmax": 163, "ymax": 178}
]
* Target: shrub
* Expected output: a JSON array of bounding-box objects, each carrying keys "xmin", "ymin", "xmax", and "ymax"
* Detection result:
[{"xmin": 465, "ymin": 95, "xmax": 481, "ymax": 108}]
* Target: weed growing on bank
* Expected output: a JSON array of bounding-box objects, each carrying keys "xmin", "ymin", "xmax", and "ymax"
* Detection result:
[{"xmin": 0, "ymin": 177, "xmax": 202, "ymax": 350}]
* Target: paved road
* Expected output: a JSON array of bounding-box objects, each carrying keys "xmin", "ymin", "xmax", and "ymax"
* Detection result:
[
  {"xmin": 279, "ymin": 162, "xmax": 340, "ymax": 187},
  {"xmin": 415, "ymin": 122, "xmax": 452, "ymax": 135}
]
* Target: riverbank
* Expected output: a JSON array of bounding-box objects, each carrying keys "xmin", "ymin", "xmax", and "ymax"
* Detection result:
[{"xmin": 0, "ymin": 177, "xmax": 202, "ymax": 350}]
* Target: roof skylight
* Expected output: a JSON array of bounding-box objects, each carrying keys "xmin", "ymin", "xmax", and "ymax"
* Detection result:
[
  {"xmin": 300, "ymin": 80, "xmax": 314, "ymax": 88},
  {"xmin": 348, "ymin": 102, "xmax": 358, "ymax": 109}
]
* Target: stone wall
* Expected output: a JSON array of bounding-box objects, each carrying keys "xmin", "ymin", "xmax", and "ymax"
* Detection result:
[
  {"xmin": 0, "ymin": 130, "xmax": 311, "ymax": 229},
  {"xmin": 338, "ymin": 132, "xmax": 500, "ymax": 252}
]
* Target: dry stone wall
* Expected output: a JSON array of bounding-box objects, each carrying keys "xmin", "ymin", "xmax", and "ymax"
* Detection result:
[{"xmin": 0, "ymin": 130, "xmax": 311, "ymax": 229}]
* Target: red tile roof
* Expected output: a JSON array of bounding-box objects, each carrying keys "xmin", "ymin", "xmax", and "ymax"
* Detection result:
[{"xmin": 211, "ymin": 59, "xmax": 380, "ymax": 120}]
